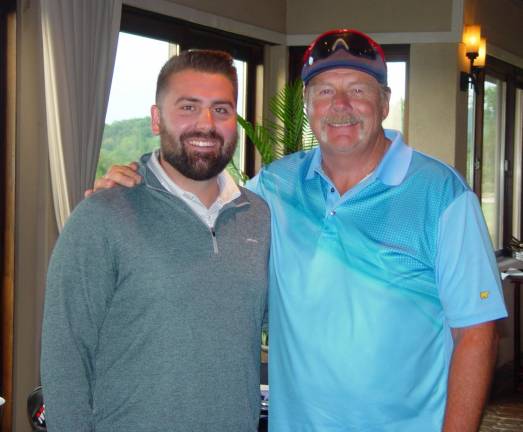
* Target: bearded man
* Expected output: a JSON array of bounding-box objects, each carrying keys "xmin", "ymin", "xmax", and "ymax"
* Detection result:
[{"xmin": 41, "ymin": 50, "xmax": 270, "ymax": 432}]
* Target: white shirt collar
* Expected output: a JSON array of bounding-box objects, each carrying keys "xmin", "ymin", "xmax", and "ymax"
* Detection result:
[{"xmin": 147, "ymin": 150, "xmax": 241, "ymax": 227}]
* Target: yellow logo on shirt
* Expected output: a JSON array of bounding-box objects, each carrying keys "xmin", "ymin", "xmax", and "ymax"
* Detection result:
[{"xmin": 480, "ymin": 291, "xmax": 490, "ymax": 299}]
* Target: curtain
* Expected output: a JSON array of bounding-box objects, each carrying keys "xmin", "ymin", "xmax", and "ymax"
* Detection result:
[{"xmin": 41, "ymin": 0, "xmax": 122, "ymax": 230}]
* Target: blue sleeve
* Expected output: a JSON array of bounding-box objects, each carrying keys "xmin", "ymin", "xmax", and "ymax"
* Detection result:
[{"xmin": 435, "ymin": 190, "xmax": 507, "ymax": 327}]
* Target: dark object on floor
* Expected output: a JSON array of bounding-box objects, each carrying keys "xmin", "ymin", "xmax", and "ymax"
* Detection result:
[
  {"xmin": 258, "ymin": 414, "xmax": 268, "ymax": 432},
  {"xmin": 27, "ymin": 386, "xmax": 46, "ymax": 431}
]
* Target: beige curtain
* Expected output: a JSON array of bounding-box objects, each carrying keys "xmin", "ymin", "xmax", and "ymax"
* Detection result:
[{"xmin": 41, "ymin": 0, "xmax": 122, "ymax": 230}]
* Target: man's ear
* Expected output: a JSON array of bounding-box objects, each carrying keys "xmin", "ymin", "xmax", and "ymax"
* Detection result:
[{"xmin": 151, "ymin": 105, "xmax": 161, "ymax": 135}]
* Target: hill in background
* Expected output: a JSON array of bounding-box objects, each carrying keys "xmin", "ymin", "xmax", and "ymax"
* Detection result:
[{"xmin": 97, "ymin": 117, "xmax": 159, "ymax": 178}]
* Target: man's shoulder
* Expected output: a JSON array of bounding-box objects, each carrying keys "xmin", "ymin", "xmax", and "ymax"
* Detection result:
[
  {"xmin": 81, "ymin": 184, "xmax": 144, "ymax": 210},
  {"xmin": 238, "ymin": 186, "xmax": 270, "ymax": 215},
  {"xmin": 409, "ymin": 149, "xmax": 470, "ymax": 192},
  {"xmin": 267, "ymin": 149, "xmax": 315, "ymax": 170},
  {"xmin": 66, "ymin": 185, "xmax": 147, "ymax": 229},
  {"xmin": 259, "ymin": 149, "xmax": 316, "ymax": 184}
]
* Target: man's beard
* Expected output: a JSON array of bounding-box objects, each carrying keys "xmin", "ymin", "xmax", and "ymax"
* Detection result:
[{"xmin": 160, "ymin": 128, "xmax": 237, "ymax": 181}]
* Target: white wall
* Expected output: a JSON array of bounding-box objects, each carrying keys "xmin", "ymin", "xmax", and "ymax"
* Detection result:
[
  {"xmin": 408, "ymin": 43, "xmax": 462, "ymax": 167},
  {"xmin": 286, "ymin": 0, "xmax": 454, "ymax": 34},
  {"xmin": 124, "ymin": 0, "xmax": 286, "ymax": 44},
  {"xmin": 160, "ymin": 0, "xmax": 286, "ymax": 33}
]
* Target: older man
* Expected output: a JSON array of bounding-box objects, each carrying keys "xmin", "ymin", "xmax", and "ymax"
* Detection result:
[
  {"xmin": 94, "ymin": 30, "xmax": 507, "ymax": 431},
  {"xmin": 41, "ymin": 50, "xmax": 270, "ymax": 432},
  {"xmin": 250, "ymin": 29, "xmax": 508, "ymax": 432}
]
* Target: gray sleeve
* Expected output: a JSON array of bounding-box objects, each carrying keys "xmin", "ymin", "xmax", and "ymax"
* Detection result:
[{"xmin": 41, "ymin": 201, "xmax": 116, "ymax": 431}]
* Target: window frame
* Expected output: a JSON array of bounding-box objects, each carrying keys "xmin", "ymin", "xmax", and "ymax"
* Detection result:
[
  {"xmin": 0, "ymin": 1, "xmax": 16, "ymax": 431},
  {"xmin": 470, "ymin": 55, "xmax": 523, "ymax": 252}
]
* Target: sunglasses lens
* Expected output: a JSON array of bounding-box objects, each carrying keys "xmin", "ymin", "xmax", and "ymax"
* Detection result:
[
  {"xmin": 307, "ymin": 32, "xmax": 378, "ymax": 64},
  {"xmin": 344, "ymin": 33, "xmax": 377, "ymax": 59}
]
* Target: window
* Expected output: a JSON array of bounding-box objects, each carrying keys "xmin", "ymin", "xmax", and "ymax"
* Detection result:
[
  {"xmin": 382, "ymin": 61, "xmax": 407, "ymax": 133},
  {"xmin": 232, "ymin": 60, "xmax": 248, "ymax": 173},
  {"xmin": 481, "ymin": 77, "xmax": 506, "ymax": 248},
  {"xmin": 513, "ymin": 89, "xmax": 523, "ymax": 238},
  {"xmin": 467, "ymin": 56, "xmax": 523, "ymax": 251},
  {"xmin": 98, "ymin": 33, "xmax": 175, "ymax": 179},
  {"xmin": 465, "ymin": 89, "xmax": 476, "ymax": 187},
  {"xmin": 97, "ymin": 6, "xmax": 265, "ymax": 180}
]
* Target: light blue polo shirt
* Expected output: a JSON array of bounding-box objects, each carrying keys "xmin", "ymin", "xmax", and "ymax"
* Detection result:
[{"xmin": 247, "ymin": 130, "xmax": 507, "ymax": 431}]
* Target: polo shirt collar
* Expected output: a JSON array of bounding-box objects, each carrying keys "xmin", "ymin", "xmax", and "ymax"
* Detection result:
[
  {"xmin": 305, "ymin": 129, "xmax": 412, "ymax": 186},
  {"xmin": 375, "ymin": 129, "xmax": 412, "ymax": 186}
]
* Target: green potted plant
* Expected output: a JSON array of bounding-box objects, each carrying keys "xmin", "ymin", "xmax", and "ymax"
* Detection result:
[{"xmin": 235, "ymin": 79, "xmax": 317, "ymax": 174}]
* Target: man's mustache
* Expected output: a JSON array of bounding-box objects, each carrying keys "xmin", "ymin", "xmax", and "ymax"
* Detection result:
[{"xmin": 322, "ymin": 114, "xmax": 361, "ymax": 125}]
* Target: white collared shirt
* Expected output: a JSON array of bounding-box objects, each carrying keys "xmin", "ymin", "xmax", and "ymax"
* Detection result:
[{"xmin": 147, "ymin": 150, "xmax": 241, "ymax": 228}]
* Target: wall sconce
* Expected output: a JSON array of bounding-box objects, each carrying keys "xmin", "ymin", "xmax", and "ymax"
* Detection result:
[{"xmin": 460, "ymin": 25, "xmax": 486, "ymax": 92}]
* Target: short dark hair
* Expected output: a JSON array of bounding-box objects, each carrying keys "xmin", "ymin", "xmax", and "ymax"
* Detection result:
[{"xmin": 155, "ymin": 50, "xmax": 238, "ymax": 104}]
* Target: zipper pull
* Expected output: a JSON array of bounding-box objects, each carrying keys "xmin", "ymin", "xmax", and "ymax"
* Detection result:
[{"xmin": 210, "ymin": 227, "xmax": 218, "ymax": 254}]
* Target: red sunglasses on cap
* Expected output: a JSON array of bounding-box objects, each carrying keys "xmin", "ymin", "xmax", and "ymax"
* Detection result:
[{"xmin": 301, "ymin": 29, "xmax": 387, "ymax": 85}]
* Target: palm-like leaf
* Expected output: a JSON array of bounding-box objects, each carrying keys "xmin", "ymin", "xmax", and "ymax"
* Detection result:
[
  {"xmin": 266, "ymin": 80, "xmax": 315, "ymax": 157},
  {"xmin": 237, "ymin": 115, "xmax": 277, "ymax": 166},
  {"xmin": 226, "ymin": 157, "xmax": 249, "ymax": 184},
  {"xmin": 238, "ymin": 80, "xmax": 317, "ymax": 168}
]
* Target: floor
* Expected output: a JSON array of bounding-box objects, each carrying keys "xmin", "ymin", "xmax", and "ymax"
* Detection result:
[{"xmin": 480, "ymin": 359, "xmax": 523, "ymax": 431}]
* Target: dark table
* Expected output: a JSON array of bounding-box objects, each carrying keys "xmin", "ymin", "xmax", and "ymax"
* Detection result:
[{"xmin": 498, "ymin": 256, "xmax": 523, "ymax": 391}]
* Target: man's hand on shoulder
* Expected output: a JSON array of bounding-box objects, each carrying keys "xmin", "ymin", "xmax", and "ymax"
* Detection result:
[{"xmin": 84, "ymin": 162, "xmax": 142, "ymax": 197}]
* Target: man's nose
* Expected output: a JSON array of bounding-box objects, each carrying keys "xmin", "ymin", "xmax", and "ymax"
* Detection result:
[
  {"xmin": 331, "ymin": 91, "xmax": 353, "ymax": 110},
  {"xmin": 195, "ymin": 107, "xmax": 215, "ymax": 130}
]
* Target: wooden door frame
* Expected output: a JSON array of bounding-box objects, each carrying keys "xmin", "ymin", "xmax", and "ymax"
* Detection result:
[{"xmin": 0, "ymin": 1, "xmax": 16, "ymax": 431}]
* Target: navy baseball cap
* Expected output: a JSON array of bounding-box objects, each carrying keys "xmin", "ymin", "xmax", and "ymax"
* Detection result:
[{"xmin": 301, "ymin": 29, "xmax": 387, "ymax": 86}]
